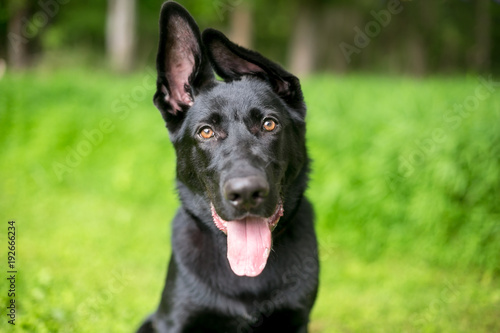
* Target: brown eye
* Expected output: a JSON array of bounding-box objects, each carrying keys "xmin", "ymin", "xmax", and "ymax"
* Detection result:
[
  {"xmin": 262, "ymin": 118, "xmax": 277, "ymax": 132},
  {"xmin": 199, "ymin": 126, "xmax": 214, "ymax": 139}
]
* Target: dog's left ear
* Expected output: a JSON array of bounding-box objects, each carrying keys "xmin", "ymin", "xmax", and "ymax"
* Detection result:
[
  {"xmin": 202, "ymin": 29, "xmax": 304, "ymax": 113},
  {"xmin": 154, "ymin": 2, "xmax": 214, "ymax": 129}
]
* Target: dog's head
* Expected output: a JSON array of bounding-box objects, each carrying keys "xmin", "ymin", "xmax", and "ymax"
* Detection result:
[{"xmin": 153, "ymin": 2, "xmax": 308, "ymax": 277}]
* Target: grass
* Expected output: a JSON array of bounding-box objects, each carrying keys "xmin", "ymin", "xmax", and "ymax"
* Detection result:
[{"xmin": 0, "ymin": 69, "xmax": 499, "ymax": 332}]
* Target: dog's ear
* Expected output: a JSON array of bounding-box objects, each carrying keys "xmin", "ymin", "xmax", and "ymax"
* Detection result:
[
  {"xmin": 202, "ymin": 28, "xmax": 304, "ymax": 111},
  {"xmin": 154, "ymin": 2, "xmax": 214, "ymax": 128}
]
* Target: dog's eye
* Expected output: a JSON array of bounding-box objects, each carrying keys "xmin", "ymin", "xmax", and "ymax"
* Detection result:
[
  {"xmin": 262, "ymin": 118, "xmax": 277, "ymax": 132},
  {"xmin": 199, "ymin": 126, "xmax": 215, "ymax": 139}
]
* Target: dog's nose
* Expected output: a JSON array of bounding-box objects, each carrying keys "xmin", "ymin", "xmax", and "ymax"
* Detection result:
[{"xmin": 223, "ymin": 176, "xmax": 269, "ymax": 210}]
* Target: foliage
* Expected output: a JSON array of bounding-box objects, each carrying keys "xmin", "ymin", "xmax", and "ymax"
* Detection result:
[
  {"xmin": 2, "ymin": 0, "xmax": 500, "ymax": 73},
  {"xmin": 304, "ymin": 75, "xmax": 500, "ymax": 274},
  {"xmin": 0, "ymin": 70, "xmax": 499, "ymax": 332}
]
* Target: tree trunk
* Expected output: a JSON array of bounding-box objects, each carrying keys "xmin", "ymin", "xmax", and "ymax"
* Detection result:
[
  {"xmin": 288, "ymin": 4, "xmax": 316, "ymax": 77},
  {"xmin": 406, "ymin": 32, "xmax": 426, "ymax": 76},
  {"xmin": 7, "ymin": 7, "xmax": 32, "ymax": 69},
  {"xmin": 106, "ymin": 0, "xmax": 136, "ymax": 72},
  {"xmin": 317, "ymin": 7, "xmax": 362, "ymax": 74},
  {"xmin": 229, "ymin": 3, "xmax": 253, "ymax": 48},
  {"xmin": 471, "ymin": 0, "xmax": 491, "ymax": 72}
]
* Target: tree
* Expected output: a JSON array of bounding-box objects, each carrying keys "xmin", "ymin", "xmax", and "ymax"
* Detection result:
[
  {"xmin": 228, "ymin": 2, "xmax": 253, "ymax": 48},
  {"xmin": 471, "ymin": 0, "xmax": 491, "ymax": 72},
  {"xmin": 106, "ymin": 0, "xmax": 136, "ymax": 72},
  {"xmin": 6, "ymin": 0, "xmax": 43, "ymax": 69},
  {"xmin": 288, "ymin": 2, "xmax": 317, "ymax": 77}
]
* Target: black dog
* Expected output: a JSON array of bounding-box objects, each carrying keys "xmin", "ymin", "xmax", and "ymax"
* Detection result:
[{"xmin": 137, "ymin": 2, "xmax": 319, "ymax": 332}]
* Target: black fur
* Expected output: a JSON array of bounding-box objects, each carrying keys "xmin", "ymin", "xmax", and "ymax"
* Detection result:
[{"xmin": 137, "ymin": 2, "xmax": 319, "ymax": 332}]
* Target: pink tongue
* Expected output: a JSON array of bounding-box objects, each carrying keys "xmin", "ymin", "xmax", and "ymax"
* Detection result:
[{"xmin": 226, "ymin": 216, "xmax": 271, "ymax": 277}]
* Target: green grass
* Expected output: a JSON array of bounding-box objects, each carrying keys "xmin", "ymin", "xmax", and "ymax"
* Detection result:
[{"xmin": 1, "ymin": 69, "xmax": 499, "ymax": 332}]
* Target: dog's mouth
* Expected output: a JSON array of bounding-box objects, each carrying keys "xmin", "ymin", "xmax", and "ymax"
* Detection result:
[{"xmin": 210, "ymin": 202, "xmax": 284, "ymax": 277}]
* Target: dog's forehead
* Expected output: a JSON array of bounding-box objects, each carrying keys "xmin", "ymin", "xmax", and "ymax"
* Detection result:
[{"xmin": 194, "ymin": 78, "xmax": 281, "ymax": 118}]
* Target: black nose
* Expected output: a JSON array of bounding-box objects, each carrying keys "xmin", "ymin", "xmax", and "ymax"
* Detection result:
[{"xmin": 223, "ymin": 176, "xmax": 269, "ymax": 210}]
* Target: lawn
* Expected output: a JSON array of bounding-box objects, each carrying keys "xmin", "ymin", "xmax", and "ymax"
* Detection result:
[{"xmin": 1, "ymin": 69, "xmax": 499, "ymax": 332}]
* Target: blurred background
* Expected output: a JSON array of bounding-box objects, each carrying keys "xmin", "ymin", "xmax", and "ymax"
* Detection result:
[
  {"xmin": 1, "ymin": 0, "xmax": 500, "ymax": 75},
  {"xmin": 0, "ymin": 0, "xmax": 499, "ymax": 332}
]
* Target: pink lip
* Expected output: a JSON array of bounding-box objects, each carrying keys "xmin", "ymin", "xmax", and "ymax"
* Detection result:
[
  {"xmin": 210, "ymin": 201, "xmax": 284, "ymax": 234},
  {"xmin": 211, "ymin": 201, "xmax": 284, "ymax": 277}
]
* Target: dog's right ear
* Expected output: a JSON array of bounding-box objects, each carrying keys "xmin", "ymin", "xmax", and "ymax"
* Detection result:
[
  {"xmin": 153, "ymin": 2, "xmax": 214, "ymax": 130},
  {"xmin": 202, "ymin": 29, "xmax": 304, "ymax": 114}
]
